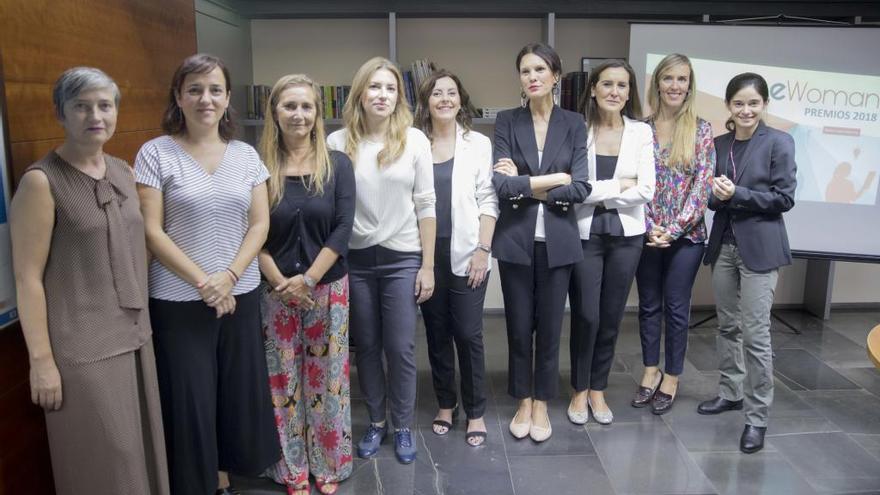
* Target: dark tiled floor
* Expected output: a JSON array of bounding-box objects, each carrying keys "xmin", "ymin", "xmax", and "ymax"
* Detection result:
[{"xmin": 232, "ymin": 309, "xmax": 880, "ymax": 494}]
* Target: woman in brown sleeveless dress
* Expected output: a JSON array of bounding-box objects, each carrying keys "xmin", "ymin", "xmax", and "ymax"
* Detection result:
[{"xmin": 10, "ymin": 67, "xmax": 169, "ymax": 495}]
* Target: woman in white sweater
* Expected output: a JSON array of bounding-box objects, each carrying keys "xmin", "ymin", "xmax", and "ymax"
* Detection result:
[
  {"xmin": 414, "ymin": 69, "xmax": 498, "ymax": 447},
  {"xmin": 327, "ymin": 56, "xmax": 436, "ymax": 465}
]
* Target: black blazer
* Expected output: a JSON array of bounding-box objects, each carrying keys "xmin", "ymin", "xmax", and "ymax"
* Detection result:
[
  {"xmin": 492, "ymin": 105, "xmax": 590, "ymax": 268},
  {"xmin": 704, "ymin": 121, "xmax": 797, "ymax": 272}
]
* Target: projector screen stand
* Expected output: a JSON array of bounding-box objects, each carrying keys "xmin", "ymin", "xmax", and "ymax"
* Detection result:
[{"xmin": 689, "ymin": 311, "xmax": 801, "ymax": 335}]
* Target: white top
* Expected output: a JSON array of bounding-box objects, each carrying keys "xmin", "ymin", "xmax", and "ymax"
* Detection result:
[
  {"xmin": 535, "ymin": 151, "xmax": 545, "ymax": 241},
  {"xmin": 135, "ymin": 136, "xmax": 270, "ymax": 301},
  {"xmin": 576, "ymin": 115, "xmax": 655, "ymax": 239},
  {"xmin": 327, "ymin": 127, "xmax": 436, "ymax": 252},
  {"xmin": 446, "ymin": 125, "xmax": 499, "ymax": 276}
]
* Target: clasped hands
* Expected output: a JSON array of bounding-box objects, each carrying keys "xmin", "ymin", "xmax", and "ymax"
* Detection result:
[
  {"xmin": 646, "ymin": 225, "xmax": 673, "ymax": 248},
  {"xmin": 198, "ymin": 271, "xmax": 237, "ymax": 317},
  {"xmin": 271, "ymin": 274, "xmax": 315, "ymax": 309}
]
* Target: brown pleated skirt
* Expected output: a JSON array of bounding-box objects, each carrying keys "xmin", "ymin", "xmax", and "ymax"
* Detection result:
[{"xmin": 45, "ymin": 339, "xmax": 170, "ymax": 495}]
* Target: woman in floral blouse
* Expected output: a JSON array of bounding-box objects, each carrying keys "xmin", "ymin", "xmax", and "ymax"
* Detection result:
[{"xmin": 632, "ymin": 53, "xmax": 715, "ymax": 415}]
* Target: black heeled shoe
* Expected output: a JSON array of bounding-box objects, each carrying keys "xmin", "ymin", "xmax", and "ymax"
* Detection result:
[
  {"xmin": 740, "ymin": 424, "xmax": 766, "ymax": 454},
  {"xmin": 431, "ymin": 404, "xmax": 459, "ymax": 436}
]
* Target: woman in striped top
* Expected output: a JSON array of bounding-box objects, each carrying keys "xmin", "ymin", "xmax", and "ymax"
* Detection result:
[
  {"xmin": 135, "ymin": 54, "xmax": 278, "ymax": 495},
  {"xmin": 327, "ymin": 57, "xmax": 436, "ymax": 465}
]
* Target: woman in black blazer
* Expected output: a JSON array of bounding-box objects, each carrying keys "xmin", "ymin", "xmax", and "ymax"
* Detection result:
[
  {"xmin": 493, "ymin": 42, "xmax": 590, "ymax": 442},
  {"xmin": 698, "ymin": 73, "xmax": 797, "ymax": 455}
]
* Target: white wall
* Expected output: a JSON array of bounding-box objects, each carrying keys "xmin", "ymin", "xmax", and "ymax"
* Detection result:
[
  {"xmin": 195, "ymin": 0, "xmax": 253, "ymax": 120},
  {"xmin": 251, "ymin": 19, "xmax": 388, "ymax": 87}
]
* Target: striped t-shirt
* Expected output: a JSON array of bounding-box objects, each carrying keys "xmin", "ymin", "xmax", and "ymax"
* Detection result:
[{"xmin": 135, "ymin": 136, "xmax": 270, "ymax": 301}]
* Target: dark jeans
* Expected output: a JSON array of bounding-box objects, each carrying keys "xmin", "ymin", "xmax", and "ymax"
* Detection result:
[
  {"xmin": 420, "ymin": 239, "xmax": 488, "ymax": 419},
  {"xmin": 498, "ymin": 242, "xmax": 573, "ymax": 400},
  {"xmin": 569, "ymin": 235, "xmax": 643, "ymax": 391},
  {"xmin": 636, "ymin": 238, "xmax": 705, "ymax": 375},
  {"xmin": 348, "ymin": 245, "xmax": 421, "ymax": 429},
  {"xmin": 150, "ymin": 289, "xmax": 278, "ymax": 495}
]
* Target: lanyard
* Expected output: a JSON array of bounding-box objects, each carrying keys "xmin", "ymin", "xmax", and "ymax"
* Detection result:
[{"xmin": 728, "ymin": 147, "xmax": 738, "ymax": 182}]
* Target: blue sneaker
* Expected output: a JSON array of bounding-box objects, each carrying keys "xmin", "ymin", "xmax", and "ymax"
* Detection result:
[
  {"xmin": 394, "ymin": 428, "xmax": 417, "ymax": 464},
  {"xmin": 357, "ymin": 423, "xmax": 387, "ymax": 458}
]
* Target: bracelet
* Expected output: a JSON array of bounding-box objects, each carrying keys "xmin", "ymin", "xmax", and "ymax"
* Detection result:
[
  {"xmin": 476, "ymin": 243, "xmax": 491, "ymax": 254},
  {"xmin": 225, "ymin": 268, "xmax": 240, "ymax": 284},
  {"xmin": 302, "ymin": 273, "xmax": 317, "ymax": 289}
]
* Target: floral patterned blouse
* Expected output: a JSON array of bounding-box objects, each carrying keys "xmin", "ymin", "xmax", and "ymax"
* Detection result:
[{"xmin": 645, "ymin": 118, "xmax": 716, "ymax": 243}]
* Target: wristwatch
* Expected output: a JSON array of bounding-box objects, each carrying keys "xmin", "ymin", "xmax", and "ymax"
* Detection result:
[
  {"xmin": 302, "ymin": 273, "xmax": 317, "ymax": 289},
  {"xmin": 477, "ymin": 243, "xmax": 491, "ymax": 254}
]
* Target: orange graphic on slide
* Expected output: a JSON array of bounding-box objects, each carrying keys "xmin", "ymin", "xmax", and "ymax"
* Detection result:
[{"xmin": 825, "ymin": 148, "xmax": 877, "ymax": 203}]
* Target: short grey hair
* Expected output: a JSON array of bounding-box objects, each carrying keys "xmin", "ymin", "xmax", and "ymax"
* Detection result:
[{"xmin": 53, "ymin": 67, "xmax": 121, "ymax": 119}]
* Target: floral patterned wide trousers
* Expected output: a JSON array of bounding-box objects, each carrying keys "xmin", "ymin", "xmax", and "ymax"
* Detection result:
[{"xmin": 261, "ymin": 276, "xmax": 353, "ymax": 488}]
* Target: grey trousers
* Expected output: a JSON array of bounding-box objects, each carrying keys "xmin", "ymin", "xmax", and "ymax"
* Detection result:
[
  {"xmin": 348, "ymin": 245, "xmax": 421, "ymax": 429},
  {"xmin": 711, "ymin": 244, "xmax": 777, "ymax": 427}
]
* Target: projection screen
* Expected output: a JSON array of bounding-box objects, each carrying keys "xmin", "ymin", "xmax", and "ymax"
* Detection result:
[{"xmin": 629, "ymin": 24, "xmax": 880, "ymax": 261}]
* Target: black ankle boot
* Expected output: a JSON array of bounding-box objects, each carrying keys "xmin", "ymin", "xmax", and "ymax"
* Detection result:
[{"xmin": 740, "ymin": 424, "xmax": 766, "ymax": 454}]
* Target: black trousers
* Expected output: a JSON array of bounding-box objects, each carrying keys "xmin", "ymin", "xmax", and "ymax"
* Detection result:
[
  {"xmin": 569, "ymin": 235, "xmax": 643, "ymax": 392},
  {"xmin": 420, "ymin": 239, "xmax": 488, "ymax": 419},
  {"xmin": 636, "ymin": 238, "xmax": 705, "ymax": 375},
  {"xmin": 150, "ymin": 289, "xmax": 279, "ymax": 495},
  {"xmin": 499, "ymin": 242, "xmax": 573, "ymax": 401}
]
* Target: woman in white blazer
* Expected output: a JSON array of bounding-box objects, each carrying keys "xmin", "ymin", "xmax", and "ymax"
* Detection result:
[
  {"xmin": 567, "ymin": 60, "xmax": 655, "ymax": 426},
  {"xmin": 415, "ymin": 70, "xmax": 498, "ymax": 447}
]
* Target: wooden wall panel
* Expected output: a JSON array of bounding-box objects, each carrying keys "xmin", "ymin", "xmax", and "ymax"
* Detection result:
[
  {"xmin": 0, "ymin": 0, "xmax": 196, "ymax": 493},
  {"xmin": 0, "ymin": 0, "xmax": 196, "ymax": 182}
]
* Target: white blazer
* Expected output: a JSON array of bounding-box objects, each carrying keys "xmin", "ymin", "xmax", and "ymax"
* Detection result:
[
  {"xmin": 575, "ymin": 115, "xmax": 655, "ymax": 239},
  {"xmin": 448, "ymin": 124, "xmax": 499, "ymax": 276}
]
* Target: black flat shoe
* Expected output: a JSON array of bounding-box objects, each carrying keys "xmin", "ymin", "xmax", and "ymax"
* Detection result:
[
  {"xmin": 697, "ymin": 396, "xmax": 743, "ymax": 415},
  {"xmin": 631, "ymin": 371, "xmax": 663, "ymax": 408},
  {"xmin": 216, "ymin": 488, "xmax": 241, "ymax": 495},
  {"xmin": 651, "ymin": 388, "xmax": 676, "ymax": 415},
  {"xmin": 740, "ymin": 424, "xmax": 766, "ymax": 454}
]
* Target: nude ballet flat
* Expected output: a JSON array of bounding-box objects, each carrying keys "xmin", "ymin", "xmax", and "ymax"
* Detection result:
[
  {"xmin": 509, "ymin": 412, "xmax": 531, "ymax": 439},
  {"xmin": 589, "ymin": 398, "xmax": 614, "ymax": 425}
]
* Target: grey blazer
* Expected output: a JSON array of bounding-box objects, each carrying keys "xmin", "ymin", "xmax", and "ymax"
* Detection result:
[
  {"xmin": 704, "ymin": 121, "xmax": 797, "ymax": 272},
  {"xmin": 491, "ymin": 105, "xmax": 590, "ymax": 268}
]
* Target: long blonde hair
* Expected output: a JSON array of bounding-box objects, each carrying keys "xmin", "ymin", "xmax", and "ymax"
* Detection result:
[
  {"xmin": 258, "ymin": 74, "xmax": 332, "ymax": 208},
  {"xmin": 342, "ymin": 57, "xmax": 412, "ymax": 166},
  {"xmin": 648, "ymin": 53, "xmax": 698, "ymax": 170}
]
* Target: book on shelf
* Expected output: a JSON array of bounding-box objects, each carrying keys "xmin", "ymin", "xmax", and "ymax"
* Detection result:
[
  {"xmin": 560, "ymin": 71, "xmax": 589, "ymax": 115},
  {"xmin": 402, "ymin": 58, "xmax": 438, "ymax": 109},
  {"xmin": 246, "ymin": 84, "xmax": 351, "ymax": 121}
]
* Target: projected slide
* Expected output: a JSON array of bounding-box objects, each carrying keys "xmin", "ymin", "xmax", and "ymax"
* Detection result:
[{"xmin": 646, "ymin": 54, "xmax": 880, "ymax": 206}]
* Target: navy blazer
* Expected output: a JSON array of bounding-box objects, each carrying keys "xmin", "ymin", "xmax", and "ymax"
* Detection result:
[
  {"xmin": 492, "ymin": 105, "xmax": 591, "ymax": 268},
  {"xmin": 704, "ymin": 121, "xmax": 797, "ymax": 272}
]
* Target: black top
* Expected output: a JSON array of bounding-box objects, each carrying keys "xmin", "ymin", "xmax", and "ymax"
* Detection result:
[
  {"xmin": 434, "ymin": 157, "xmax": 454, "ymax": 239},
  {"xmin": 721, "ymin": 138, "xmax": 749, "ymax": 245},
  {"xmin": 264, "ymin": 150, "xmax": 356, "ymax": 284},
  {"xmin": 590, "ymin": 154, "xmax": 625, "ymax": 236}
]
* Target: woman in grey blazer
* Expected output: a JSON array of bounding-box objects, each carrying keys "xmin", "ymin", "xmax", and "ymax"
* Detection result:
[
  {"xmin": 698, "ymin": 72, "xmax": 797, "ymax": 455},
  {"xmin": 493, "ymin": 42, "xmax": 590, "ymax": 442}
]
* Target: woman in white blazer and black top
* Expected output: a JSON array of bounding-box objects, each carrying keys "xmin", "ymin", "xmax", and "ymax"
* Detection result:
[
  {"xmin": 415, "ymin": 70, "xmax": 498, "ymax": 448},
  {"xmin": 567, "ymin": 60, "xmax": 655, "ymax": 426}
]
